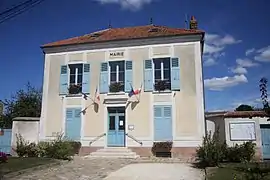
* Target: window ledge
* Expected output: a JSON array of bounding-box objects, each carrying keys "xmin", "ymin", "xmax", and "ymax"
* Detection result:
[
  {"xmin": 107, "ymin": 92, "xmax": 126, "ymax": 96},
  {"xmin": 152, "ymin": 90, "xmax": 172, "ymax": 94},
  {"xmin": 65, "ymin": 94, "xmax": 83, "ymax": 98}
]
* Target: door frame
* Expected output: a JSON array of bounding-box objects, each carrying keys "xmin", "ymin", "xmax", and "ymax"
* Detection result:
[
  {"xmin": 260, "ymin": 124, "xmax": 270, "ymax": 159},
  {"xmin": 104, "ymin": 104, "xmax": 127, "ymax": 148}
]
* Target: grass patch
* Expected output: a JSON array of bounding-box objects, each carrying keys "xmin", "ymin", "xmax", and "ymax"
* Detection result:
[
  {"xmin": 207, "ymin": 163, "xmax": 270, "ymax": 180},
  {"xmin": 0, "ymin": 157, "xmax": 58, "ymax": 175}
]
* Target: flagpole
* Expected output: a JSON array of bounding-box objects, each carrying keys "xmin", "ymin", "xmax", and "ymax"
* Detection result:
[
  {"xmin": 138, "ymin": 83, "xmax": 142, "ymax": 102},
  {"xmin": 130, "ymin": 83, "xmax": 140, "ymax": 102}
]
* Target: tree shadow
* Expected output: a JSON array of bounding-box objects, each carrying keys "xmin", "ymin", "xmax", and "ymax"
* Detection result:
[
  {"xmin": 125, "ymin": 101, "xmax": 139, "ymax": 110},
  {"xmin": 94, "ymin": 103, "xmax": 99, "ymax": 113},
  {"xmin": 131, "ymin": 101, "xmax": 139, "ymax": 110}
]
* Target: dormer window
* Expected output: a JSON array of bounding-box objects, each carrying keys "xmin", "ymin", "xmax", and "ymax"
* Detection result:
[
  {"xmin": 148, "ymin": 28, "xmax": 159, "ymax": 33},
  {"xmin": 90, "ymin": 33, "xmax": 101, "ymax": 38}
]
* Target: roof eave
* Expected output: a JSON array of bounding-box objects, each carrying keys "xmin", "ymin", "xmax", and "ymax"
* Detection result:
[{"xmin": 41, "ymin": 32, "xmax": 205, "ymax": 49}]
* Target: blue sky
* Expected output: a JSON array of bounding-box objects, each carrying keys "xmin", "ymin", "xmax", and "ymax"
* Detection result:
[{"xmin": 0, "ymin": 0, "xmax": 269, "ymax": 111}]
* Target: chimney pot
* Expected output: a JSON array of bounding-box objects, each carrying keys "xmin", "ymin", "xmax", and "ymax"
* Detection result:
[{"xmin": 190, "ymin": 16, "xmax": 198, "ymax": 30}]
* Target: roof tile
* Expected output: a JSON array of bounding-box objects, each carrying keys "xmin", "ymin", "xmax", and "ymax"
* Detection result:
[
  {"xmin": 224, "ymin": 111, "xmax": 269, "ymax": 118},
  {"xmin": 42, "ymin": 25, "xmax": 204, "ymax": 48}
]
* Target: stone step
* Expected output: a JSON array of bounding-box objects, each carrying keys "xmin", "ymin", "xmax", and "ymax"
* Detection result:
[
  {"xmin": 89, "ymin": 154, "xmax": 140, "ymax": 159},
  {"xmin": 91, "ymin": 151, "xmax": 137, "ymax": 156},
  {"xmin": 97, "ymin": 148, "xmax": 132, "ymax": 153},
  {"xmin": 88, "ymin": 147, "xmax": 140, "ymax": 159}
]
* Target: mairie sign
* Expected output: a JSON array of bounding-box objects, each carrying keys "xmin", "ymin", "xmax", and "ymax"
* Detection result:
[{"xmin": 109, "ymin": 51, "xmax": 124, "ymax": 58}]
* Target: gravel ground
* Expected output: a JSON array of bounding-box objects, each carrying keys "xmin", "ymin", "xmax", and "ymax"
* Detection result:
[{"xmin": 5, "ymin": 156, "xmax": 204, "ymax": 180}]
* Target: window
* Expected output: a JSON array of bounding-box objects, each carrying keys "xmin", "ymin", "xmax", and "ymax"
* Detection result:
[
  {"xmin": 109, "ymin": 61, "xmax": 125, "ymax": 92},
  {"xmin": 153, "ymin": 58, "xmax": 171, "ymax": 91},
  {"xmin": 69, "ymin": 64, "xmax": 83, "ymax": 94}
]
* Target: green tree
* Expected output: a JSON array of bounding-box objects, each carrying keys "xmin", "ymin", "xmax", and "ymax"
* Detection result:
[
  {"xmin": 235, "ymin": 104, "xmax": 254, "ymax": 111},
  {"xmin": 0, "ymin": 82, "xmax": 42, "ymax": 128},
  {"xmin": 259, "ymin": 77, "xmax": 270, "ymax": 115}
]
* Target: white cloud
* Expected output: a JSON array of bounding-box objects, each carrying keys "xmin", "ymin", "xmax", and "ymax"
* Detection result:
[
  {"xmin": 95, "ymin": 0, "xmax": 153, "ymax": 10},
  {"xmin": 204, "ymin": 44, "xmax": 224, "ymax": 54},
  {"xmin": 236, "ymin": 58, "xmax": 259, "ymax": 67},
  {"xmin": 231, "ymin": 97, "xmax": 262, "ymax": 108},
  {"xmin": 205, "ymin": 34, "xmax": 241, "ymax": 47},
  {"xmin": 204, "ymin": 58, "xmax": 216, "ymax": 67},
  {"xmin": 254, "ymin": 46, "xmax": 270, "ymax": 62},
  {"xmin": 203, "ymin": 33, "xmax": 241, "ymax": 66},
  {"xmin": 230, "ymin": 66, "xmax": 247, "ymax": 74},
  {"xmin": 245, "ymin": 48, "xmax": 255, "ymax": 56},
  {"xmin": 204, "ymin": 74, "xmax": 248, "ymax": 91},
  {"xmin": 230, "ymin": 58, "xmax": 259, "ymax": 75}
]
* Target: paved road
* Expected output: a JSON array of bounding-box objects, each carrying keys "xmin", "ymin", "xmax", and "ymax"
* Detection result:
[
  {"xmin": 7, "ymin": 157, "xmax": 204, "ymax": 180},
  {"xmin": 105, "ymin": 163, "xmax": 204, "ymax": 180}
]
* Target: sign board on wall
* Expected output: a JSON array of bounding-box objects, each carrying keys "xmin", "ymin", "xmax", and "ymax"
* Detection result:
[
  {"xmin": 229, "ymin": 122, "xmax": 256, "ymax": 141},
  {"xmin": 109, "ymin": 51, "xmax": 125, "ymax": 58}
]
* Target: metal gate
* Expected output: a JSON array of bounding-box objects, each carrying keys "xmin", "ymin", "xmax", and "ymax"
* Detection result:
[{"xmin": 0, "ymin": 129, "xmax": 12, "ymax": 154}]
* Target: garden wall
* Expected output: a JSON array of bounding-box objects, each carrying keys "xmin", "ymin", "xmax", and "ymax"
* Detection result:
[
  {"xmin": 11, "ymin": 117, "xmax": 40, "ymax": 155},
  {"xmin": 206, "ymin": 114, "xmax": 269, "ymax": 160}
]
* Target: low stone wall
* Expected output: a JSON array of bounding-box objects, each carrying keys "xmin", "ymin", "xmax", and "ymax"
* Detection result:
[{"xmin": 11, "ymin": 117, "xmax": 40, "ymax": 155}]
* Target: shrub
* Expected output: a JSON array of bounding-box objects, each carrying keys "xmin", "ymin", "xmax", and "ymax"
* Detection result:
[
  {"xmin": 226, "ymin": 144, "xmax": 242, "ymax": 162},
  {"xmin": 15, "ymin": 133, "xmax": 78, "ymax": 160},
  {"xmin": 15, "ymin": 134, "xmax": 29, "ymax": 157},
  {"xmin": 240, "ymin": 141, "xmax": 256, "ymax": 162},
  {"xmin": 37, "ymin": 141, "xmax": 51, "ymax": 157},
  {"xmin": 225, "ymin": 142, "xmax": 256, "ymax": 163},
  {"xmin": 15, "ymin": 134, "xmax": 40, "ymax": 157},
  {"xmin": 196, "ymin": 130, "xmax": 225, "ymax": 167},
  {"xmin": 67, "ymin": 141, "xmax": 81, "ymax": 155},
  {"xmin": 151, "ymin": 141, "xmax": 173, "ymax": 157},
  {"xmin": 45, "ymin": 134, "xmax": 74, "ymax": 160},
  {"xmin": 26, "ymin": 142, "xmax": 39, "ymax": 157}
]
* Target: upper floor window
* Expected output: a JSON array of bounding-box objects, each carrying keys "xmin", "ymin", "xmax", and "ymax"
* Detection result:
[
  {"xmin": 109, "ymin": 61, "xmax": 125, "ymax": 92},
  {"xmin": 69, "ymin": 64, "xmax": 83, "ymax": 94},
  {"xmin": 153, "ymin": 58, "xmax": 171, "ymax": 91}
]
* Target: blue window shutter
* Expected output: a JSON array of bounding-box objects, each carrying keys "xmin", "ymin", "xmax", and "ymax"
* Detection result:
[
  {"xmin": 73, "ymin": 108, "xmax": 82, "ymax": 140},
  {"xmin": 162, "ymin": 106, "xmax": 173, "ymax": 140},
  {"xmin": 65, "ymin": 108, "xmax": 81, "ymax": 141},
  {"xmin": 99, "ymin": 62, "xmax": 109, "ymax": 93},
  {"xmin": 154, "ymin": 105, "xmax": 163, "ymax": 141},
  {"xmin": 65, "ymin": 108, "xmax": 74, "ymax": 139},
  {"xmin": 171, "ymin": 58, "xmax": 180, "ymax": 90},
  {"xmin": 125, "ymin": 60, "xmax": 133, "ymax": 92},
  {"xmin": 144, "ymin": 59, "xmax": 153, "ymax": 91},
  {"xmin": 59, "ymin": 65, "xmax": 68, "ymax": 95},
  {"xmin": 154, "ymin": 105, "xmax": 173, "ymax": 141},
  {"xmin": 82, "ymin": 63, "xmax": 90, "ymax": 94}
]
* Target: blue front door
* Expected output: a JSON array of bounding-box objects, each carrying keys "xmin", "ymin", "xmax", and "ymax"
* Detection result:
[
  {"xmin": 261, "ymin": 125, "xmax": 270, "ymax": 159},
  {"xmin": 107, "ymin": 107, "xmax": 125, "ymax": 147}
]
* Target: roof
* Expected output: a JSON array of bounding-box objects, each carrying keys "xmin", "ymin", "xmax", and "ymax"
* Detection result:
[
  {"xmin": 224, "ymin": 111, "xmax": 269, "ymax": 118},
  {"xmin": 13, "ymin": 117, "xmax": 40, "ymax": 121},
  {"xmin": 42, "ymin": 24, "xmax": 204, "ymax": 48},
  {"xmin": 205, "ymin": 111, "xmax": 269, "ymax": 118}
]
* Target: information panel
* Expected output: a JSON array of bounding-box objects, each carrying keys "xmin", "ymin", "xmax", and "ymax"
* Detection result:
[{"xmin": 229, "ymin": 122, "xmax": 256, "ymax": 141}]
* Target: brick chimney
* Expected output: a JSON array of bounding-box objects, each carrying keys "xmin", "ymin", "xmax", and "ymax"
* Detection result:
[{"xmin": 189, "ymin": 16, "xmax": 198, "ymax": 30}]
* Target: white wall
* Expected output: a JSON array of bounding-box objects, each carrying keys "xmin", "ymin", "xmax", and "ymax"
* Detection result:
[
  {"xmin": 224, "ymin": 117, "xmax": 261, "ymax": 147},
  {"xmin": 206, "ymin": 120, "xmax": 215, "ymax": 137},
  {"xmin": 206, "ymin": 116, "xmax": 269, "ymax": 147},
  {"xmin": 11, "ymin": 117, "xmax": 40, "ymax": 153}
]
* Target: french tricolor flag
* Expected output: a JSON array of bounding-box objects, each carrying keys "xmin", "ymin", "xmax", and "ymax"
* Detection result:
[{"xmin": 128, "ymin": 84, "xmax": 142, "ymax": 97}]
